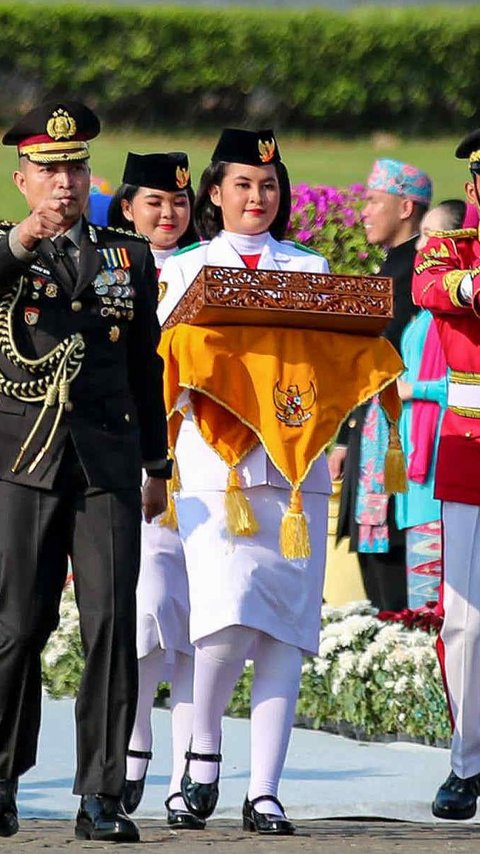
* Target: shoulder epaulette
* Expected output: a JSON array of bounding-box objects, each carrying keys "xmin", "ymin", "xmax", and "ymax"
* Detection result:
[
  {"xmin": 95, "ymin": 224, "xmax": 149, "ymax": 242},
  {"xmin": 0, "ymin": 220, "xmax": 16, "ymax": 233},
  {"xmin": 429, "ymin": 228, "xmax": 477, "ymax": 239},
  {"xmin": 174, "ymin": 241, "xmax": 204, "ymax": 256},
  {"xmin": 286, "ymin": 240, "xmax": 322, "ymax": 256}
]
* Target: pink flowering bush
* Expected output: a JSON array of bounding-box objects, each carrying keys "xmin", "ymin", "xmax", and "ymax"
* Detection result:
[{"xmin": 287, "ymin": 184, "xmax": 385, "ymax": 275}]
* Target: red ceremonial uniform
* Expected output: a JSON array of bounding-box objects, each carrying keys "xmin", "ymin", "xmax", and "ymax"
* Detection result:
[{"xmin": 412, "ymin": 227, "xmax": 480, "ymax": 506}]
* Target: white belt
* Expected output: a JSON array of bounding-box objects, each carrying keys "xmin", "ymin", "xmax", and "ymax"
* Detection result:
[{"xmin": 448, "ymin": 380, "xmax": 480, "ymax": 411}]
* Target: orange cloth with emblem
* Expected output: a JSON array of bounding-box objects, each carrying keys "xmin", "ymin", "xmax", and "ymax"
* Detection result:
[{"xmin": 159, "ymin": 324, "xmax": 404, "ymax": 488}]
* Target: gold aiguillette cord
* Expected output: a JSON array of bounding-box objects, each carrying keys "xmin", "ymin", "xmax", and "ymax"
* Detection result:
[{"xmin": 11, "ymin": 335, "xmax": 84, "ymax": 474}]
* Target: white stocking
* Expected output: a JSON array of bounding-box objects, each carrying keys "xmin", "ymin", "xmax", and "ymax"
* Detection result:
[
  {"xmin": 167, "ymin": 651, "xmax": 194, "ymax": 810},
  {"xmin": 189, "ymin": 625, "xmax": 256, "ymax": 783},
  {"xmin": 127, "ymin": 647, "xmax": 166, "ymax": 781},
  {"xmin": 249, "ymin": 636, "xmax": 302, "ymax": 816}
]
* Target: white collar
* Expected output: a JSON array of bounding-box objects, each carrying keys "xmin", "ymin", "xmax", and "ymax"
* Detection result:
[{"xmin": 220, "ymin": 230, "xmax": 269, "ymax": 256}]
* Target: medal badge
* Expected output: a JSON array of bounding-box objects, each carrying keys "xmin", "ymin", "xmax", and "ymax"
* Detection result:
[
  {"xmin": 24, "ymin": 307, "xmax": 40, "ymax": 326},
  {"xmin": 114, "ymin": 268, "xmax": 131, "ymax": 286},
  {"xmin": 45, "ymin": 283, "xmax": 58, "ymax": 298},
  {"xmin": 109, "ymin": 326, "xmax": 120, "ymax": 343},
  {"xmin": 96, "ymin": 247, "xmax": 131, "ymax": 300}
]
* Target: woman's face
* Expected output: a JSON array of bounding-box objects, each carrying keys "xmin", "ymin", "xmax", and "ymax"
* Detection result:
[
  {"xmin": 121, "ymin": 187, "xmax": 190, "ymax": 250},
  {"xmin": 209, "ymin": 162, "xmax": 280, "ymax": 235}
]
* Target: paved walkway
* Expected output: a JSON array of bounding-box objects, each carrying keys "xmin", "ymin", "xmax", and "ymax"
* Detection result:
[
  {"xmin": 11, "ymin": 697, "xmax": 480, "ymax": 851},
  {"xmin": 21, "ymin": 697, "xmax": 455, "ymax": 823},
  {"xmin": 6, "ymin": 819, "xmax": 480, "ymax": 853}
]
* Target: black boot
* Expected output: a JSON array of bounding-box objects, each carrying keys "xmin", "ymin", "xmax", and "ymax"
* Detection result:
[
  {"xmin": 0, "ymin": 778, "xmax": 18, "ymax": 837},
  {"xmin": 165, "ymin": 792, "xmax": 206, "ymax": 829},
  {"xmin": 432, "ymin": 770, "xmax": 480, "ymax": 820},
  {"xmin": 75, "ymin": 794, "xmax": 140, "ymax": 842},
  {"xmin": 180, "ymin": 746, "xmax": 222, "ymax": 820},
  {"xmin": 242, "ymin": 795, "xmax": 295, "ymax": 835},
  {"xmin": 122, "ymin": 749, "xmax": 152, "ymax": 815}
]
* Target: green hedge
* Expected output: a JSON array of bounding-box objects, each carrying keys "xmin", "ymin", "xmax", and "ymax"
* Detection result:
[{"xmin": 0, "ymin": 5, "xmax": 478, "ymax": 133}]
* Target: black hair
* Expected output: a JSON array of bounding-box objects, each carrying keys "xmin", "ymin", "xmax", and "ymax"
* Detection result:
[
  {"xmin": 107, "ymin": 183, "xmax": 197, "ymax": 248},
  {"xmin": 435, "ymin": 198, "xmax": 467, "ymax": 230},
  {"xmin": 193, "ymin": 160, "xmax": 291, "ymax": 241},
  {"xmin": 411, "ymin": 201, "xmax": 429, "ymax": 226}
]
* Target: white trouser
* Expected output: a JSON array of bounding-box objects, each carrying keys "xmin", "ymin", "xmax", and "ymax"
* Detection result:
[{"xmin": 442, "ymin": 501, "xmax": 480, "ymax": 778}]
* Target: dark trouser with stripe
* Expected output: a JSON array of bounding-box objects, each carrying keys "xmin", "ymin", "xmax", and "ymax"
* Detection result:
[{"xmin": 0, "ymin": 445, "xmax": 141, "ymax": 795}]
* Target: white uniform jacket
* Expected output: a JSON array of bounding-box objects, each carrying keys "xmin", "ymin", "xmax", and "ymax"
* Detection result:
[{"xmin": 159, "ymin": 232, "xmax": 332, "ymax": 497}]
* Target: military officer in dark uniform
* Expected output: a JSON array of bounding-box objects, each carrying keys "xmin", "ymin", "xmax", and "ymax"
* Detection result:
[{"xmin": 0, "ymin": 100, "xmax": 171, "ymax": 842}]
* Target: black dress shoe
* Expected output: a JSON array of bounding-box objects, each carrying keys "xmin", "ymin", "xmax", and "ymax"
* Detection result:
[
  {"xmin": 0, "ymin": 778, "xmax": 18, "ymax": 837},
  {"xmin": 122, "ymin": 748, "xmax": 153, "ymax": 814},
  {"xmin": 432, "ymin": 770, "xmax": 480, "ymax": 820},
  {"xmin": 242, "ymin": 795, "xmax": 295, "ymax": 835},
  {"xmin": 75, "ymin": 794, "xmax": 140, "ymax": 842},
  {"xmin": 165, "ymin": 792, "xmax": 206, "ymax": 829},
  {"xmin": 180, "ymin": 746, "xmax": 222, "ymax": 819}
]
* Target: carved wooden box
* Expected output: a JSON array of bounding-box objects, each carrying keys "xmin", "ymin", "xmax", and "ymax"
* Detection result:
[{"xmin": 163, "ymin": 266, "xmax": 393, "ymax": 334}]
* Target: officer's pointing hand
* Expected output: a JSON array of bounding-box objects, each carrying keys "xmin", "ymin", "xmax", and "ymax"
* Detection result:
[
  {"xmin": 142, "ymin": 477, "xmax": 168, "ymax": 523},
  {"xmin": 17, "ymin": 199, "xmax": 68, "ymax": 250}
]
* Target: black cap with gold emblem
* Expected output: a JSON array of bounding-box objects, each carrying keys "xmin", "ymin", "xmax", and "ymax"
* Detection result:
[
  {"xmin": 122, "ymin": 152, "xmax": 191, "ymax": 191},
  {"xmin": 2, "ymin": 99, "xmax": 100, "ymax": 163},
  {"xmin": 211, "ymin": 128, "xmax": 281, "ymax": 166},
  {"xmin": 455, "ymin": 128, "xmax": 480, "ymax": 175}
]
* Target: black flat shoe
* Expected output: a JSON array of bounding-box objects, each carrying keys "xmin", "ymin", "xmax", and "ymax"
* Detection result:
[
  {"xmin": 0, "ymin": 778, "xmax": 18, "ymax": 837},
  {"xmin": 180, "ymin": 746, "xmax": 222, "ymax": 820},
  {"xmin": 165, "ymin": 792, "xmax": 206, "ymax": 829},
  {"xmin": 242, "ymin": 795, "xmax": 295, "ymax": 835},
  {"xmin": 123, "ymin": 748, "xmax": 153, "ymax": 814},
  {"xmin": 75, "ymin": 794, "xmax": 140, "ymax": 842},
  {"xmin": 432, "ymin": 770, "xmax": 480, "ymax": 820}
]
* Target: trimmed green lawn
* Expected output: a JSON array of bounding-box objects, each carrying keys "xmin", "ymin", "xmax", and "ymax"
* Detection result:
[{"xmin": 0, "ymin": 130, "xmax": 468, "ymax": 221}]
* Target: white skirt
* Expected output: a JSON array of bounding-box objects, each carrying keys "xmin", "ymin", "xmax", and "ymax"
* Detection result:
[
  {"xmin": 176, "ymin": 486, "xmax": 328, "ymax": 656},
  {"xmin": 136, "ymin": 519, "xmax": 192, "ymax": 661}
]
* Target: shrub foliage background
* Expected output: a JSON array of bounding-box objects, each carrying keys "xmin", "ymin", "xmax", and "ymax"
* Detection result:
[
  {"xmin": 0, "ymin": 5, "xmax": 478, "ymax": 133},
  {"xmin": 42, "ymin": 589, "xmax": 450, "ymax": 745}
]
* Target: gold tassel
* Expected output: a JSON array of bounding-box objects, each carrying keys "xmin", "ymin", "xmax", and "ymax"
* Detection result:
[
  {"xmin": 224, "ymin": 467, "xmax": 259, "ymax": 537},
  {"xmin": 384, "ymin": 423, "xmax": 407, "ymax": 494},
  {"xmin": 159, "ymin": 452, "xmax": 181, "ymax": 530},
  {"xmin": 279, "ymin": 486, "xmax": 311, "ymax": 560}
]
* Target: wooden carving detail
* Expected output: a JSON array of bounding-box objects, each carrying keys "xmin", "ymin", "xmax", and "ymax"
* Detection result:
[{"xmin": 164, "ymin": 266, "xmax": 393, "ymax": 333}]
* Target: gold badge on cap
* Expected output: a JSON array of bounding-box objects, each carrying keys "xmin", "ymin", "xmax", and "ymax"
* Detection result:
[
  {"xmin": 258, "ymin": 138, "xmax": 276, "ymax": 164},
  {"xmin": 46, "ymin": 108, "xmax": 77, "ymax": 141},
  {"xmin": 109, "ymin": 326, "xmax": 120, "ymax": 343},
  {"xmin": 176, "ymin": 166, "xmax": 190, "ymax": 189}
]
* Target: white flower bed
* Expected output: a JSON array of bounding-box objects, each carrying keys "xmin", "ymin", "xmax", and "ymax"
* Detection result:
[{"xmin": 42, "ymin": 589, "xmax": 451, "ymax": 745}]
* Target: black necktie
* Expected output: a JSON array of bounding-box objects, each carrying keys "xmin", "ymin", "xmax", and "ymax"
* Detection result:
[{"xmin": 54, "ymin": 235, "xmax": 77, "ymax": 286}]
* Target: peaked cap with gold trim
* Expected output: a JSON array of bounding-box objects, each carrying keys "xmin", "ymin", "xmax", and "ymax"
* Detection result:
[
  {"xmin": 211, "ymin": 128, "xmax": 281, "ymax": 166},
  {"xmin": 122, "ymin": 151, "xmax": 191, "ymax": 191},
  {"xmin": 2, "ymin": 99, "xmax": 100, "ymax": 163},
  {"xmin": 456, "ymin": 128, "xmax": 480, "ymax": 174}
]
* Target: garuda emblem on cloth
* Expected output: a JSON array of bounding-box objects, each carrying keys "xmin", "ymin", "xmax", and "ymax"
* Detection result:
[{"xmin": 273, "ymin": 381, "xmax": 316, "ymax": 427}]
